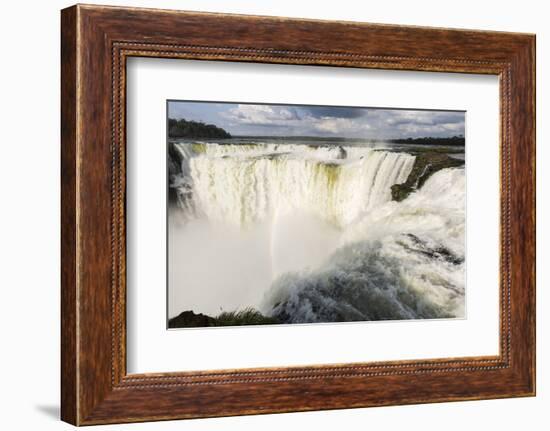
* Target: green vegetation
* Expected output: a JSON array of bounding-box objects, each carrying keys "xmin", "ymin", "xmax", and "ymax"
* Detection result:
[
  {"xmin": 389, "ymin": 136, "xmax": 465, "ymax": 146},
  {"xmin": 168, "ymin": 118, "xmax": 231, "ymax": 139},
  {"xmin": 168, "ymin": 308, "xmax": 280, "ymax": 328},
  {"xmin": 316, "ymin": 162, "xmax": 341, "ymax": 189},
  {"xmin": 391, "ymin": 153, "xmax": 464, "ymax": 202},
  {"xmin": 191, "ymin": 142, "xmax": 207, "ymax": 153}
]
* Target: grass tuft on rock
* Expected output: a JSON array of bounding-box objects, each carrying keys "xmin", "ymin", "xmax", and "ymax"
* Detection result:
[
  {"xmin": 215, "ymin": 308, "xmax": 281, "ymax": 326},
  {"xmin": 168, "ymin": 307, "xmax": 280, "ymax": 328}
]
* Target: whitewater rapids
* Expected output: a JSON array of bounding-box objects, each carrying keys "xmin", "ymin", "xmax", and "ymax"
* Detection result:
[{"xmin": 168, "ymin": 141, "xmax": 465, "ymax": 323}]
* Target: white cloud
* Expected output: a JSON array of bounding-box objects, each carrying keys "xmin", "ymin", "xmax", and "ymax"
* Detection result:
[
  {"xmin": 217, "ymin": 103, "xmax": 464, "ymax": 138},
  {"xmin": 223, "ymin": 104, "xmax": 297, "ymax": 125},
  {"xmin": 312, "ymin": 117, "xmax": 368, "ymax": 134}
]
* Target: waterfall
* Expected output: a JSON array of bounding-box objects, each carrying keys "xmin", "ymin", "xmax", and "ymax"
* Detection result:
[
  {"xmin": 264, "ymin": 167, "xmax": 466, "ymax": 322},
  {"xmin": 172, "ymin": 142, "xmax": 415, "ymax": 228},
  {"xmin": 168, "ymin": 140, "xmax": 464, "ymax": 322}
]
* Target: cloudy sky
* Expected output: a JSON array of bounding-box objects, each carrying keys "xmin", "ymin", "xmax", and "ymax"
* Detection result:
[{"xmin": 168, "ymin": 101, "xmax": 464, "ymax": 139}]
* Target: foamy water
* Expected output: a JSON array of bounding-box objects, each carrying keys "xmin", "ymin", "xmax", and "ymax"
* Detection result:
[{"xmin": 168, "ymin": 140, "xmax": 465, "ymax": 323}]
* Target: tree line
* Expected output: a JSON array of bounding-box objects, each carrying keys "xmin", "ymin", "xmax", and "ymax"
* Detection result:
[
  {"xmin": 389, "ymin": 136, "xmax": 465, "ymax": 146},
  {"xmin": 168, "ymin": 118, "xmax": 231, "ymax": 139}
]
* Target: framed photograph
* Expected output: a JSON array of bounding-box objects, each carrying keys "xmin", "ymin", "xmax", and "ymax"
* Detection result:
[
  {"xmin": 165, "ymin": 100, "xmax": 466, "ymax": 330},
  {"xmin": 61, "ymin": 4, "xmax": 536, "ymax": 425}
]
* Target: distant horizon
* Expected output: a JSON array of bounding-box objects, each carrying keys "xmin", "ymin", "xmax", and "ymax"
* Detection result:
[
  {"xmin": 169, "ymin": 129, "xmax": 465, "ymax": 142},
  {"xmin": 168, "ymin": 101, "xmax": 465, "ymax": 140}
]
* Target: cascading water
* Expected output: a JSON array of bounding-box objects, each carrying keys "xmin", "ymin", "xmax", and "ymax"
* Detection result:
[
  {"xmin": 265, "ymin": 167, "xmax": 466, "ymax": 323},
  {"xmin": 172, "ymin": 142, "xmax": 415, "ymax": 227},
  {"xmin": 168, "ymin": 140, "xmax": 465, "ymax": 323}
]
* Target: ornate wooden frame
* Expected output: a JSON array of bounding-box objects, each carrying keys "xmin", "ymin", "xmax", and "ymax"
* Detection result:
[{"xmin": 61, "ymin": 4, "xmax": 536, "ymax": 425}]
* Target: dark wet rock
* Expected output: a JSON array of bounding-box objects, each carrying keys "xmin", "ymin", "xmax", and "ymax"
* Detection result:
[
  {"xmin": 168, "ymin": 142, "xmax": 183, "ymax": 177},
  {"xmin": 336, "ymin": 146, "xmax": 347, "ymax": 159},
  {"xmin": 401, "ymin": 233, "xmax": 464, "ymax": 265},
  {"xmin": 168, "ymin": 310, "xmax": 216, "ymax": 328},
  {"xmin": 391, "ymin": 153, "xmax": 464, "ymax": 202}
]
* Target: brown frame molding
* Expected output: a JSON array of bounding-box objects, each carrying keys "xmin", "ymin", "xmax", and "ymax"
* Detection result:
[{"xmin": 61, "ymin": 4, "xmax": 535, "ymax": 425}]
